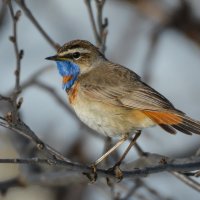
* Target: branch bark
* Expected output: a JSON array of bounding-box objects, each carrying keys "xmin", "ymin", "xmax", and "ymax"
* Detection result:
[
  {"xmin": 0, "ymin": 153, "xmax": 200, "ymax": 181},
  {"xmin": 7, "ymin": 0, "xmax": 23, "ymax": 122}
]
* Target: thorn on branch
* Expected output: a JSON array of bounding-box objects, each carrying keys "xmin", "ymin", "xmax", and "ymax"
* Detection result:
[{"xmin": 14, "ymin": 10, "xmax": 21, "ymax": 20}]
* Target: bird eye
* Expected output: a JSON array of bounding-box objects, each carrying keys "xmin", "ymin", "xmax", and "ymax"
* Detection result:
[{"xmin": 72, "ymin": 52, "xmax": 80, "ymax": 59}]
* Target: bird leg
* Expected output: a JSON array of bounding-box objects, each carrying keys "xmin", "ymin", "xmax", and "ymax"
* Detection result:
[
  {"xmin": 109, "ymin": 130, "xmax": 142, "ymax": 181},
  {"xmin": 115, "ymin": 130, "xmax": 141, "ymax": 167},
  {"xmin": 86, "ymin": 135, "xmax": 128, "ymax": 182},
  {"xmin": 94, "ymin": 135, "xmax": 128, "ymax": 166}
]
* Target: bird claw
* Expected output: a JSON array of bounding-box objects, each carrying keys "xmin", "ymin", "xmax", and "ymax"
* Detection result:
[
  {"xmin": 107, "ymin": 164, "xmax": 123, "ymax": 182},
  {"xmin": 83, "ymin": 164, "xmax": 98, "ymax": 183}
]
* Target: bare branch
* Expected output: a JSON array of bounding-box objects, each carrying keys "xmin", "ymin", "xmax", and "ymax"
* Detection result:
[
  {"xmin": 122, "ymin": 179, "xmax": 142, "ymax": 200},
  {"xmin": 15, "ymin": 0, "xmax": 60, "ymax": 50},
  {"xmin": 132, "ymin": 143, "xmax": 200, "ymax": 193},
  {"xmin": 95, "ymin": 0, "xmax": 108, "ymax": 52},
  {"xmin": 34, "ymin": 80, "xmax": 75, "ymax": 117},
  {"xmin": 18, "ymin": 65, "xmax": 54, "ymax": 90},
  {"xmin": 85, "ymin": 0, "xmax": 100, "ymax": 44},
  {"xmin": 85, "ymin": 0, "xmax": 108, "ymax": 53},
  {"xmin": 0, "ymin": 150, "xmax": 200, "ymax": 181},
  {"xmin": 5, "ymin": 65, "xmax": 73, "ymax": 118},
  {"xmin": 7, "ymin": 0, "xmax": 23, "ymax": 122}
]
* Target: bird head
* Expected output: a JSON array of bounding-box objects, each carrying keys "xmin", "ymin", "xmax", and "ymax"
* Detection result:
[
  {"xmin": 46, "ymin": 40, "xmax": 105, "ymax": 90},
  {"xmin": 46, "ymin": 40, "xmax": 105, "ymax": 74}
]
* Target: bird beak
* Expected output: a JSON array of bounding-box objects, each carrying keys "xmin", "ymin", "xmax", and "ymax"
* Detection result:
[{"xmin": 45, "ymin": 55, "xmax": 59, "ymax": 61}]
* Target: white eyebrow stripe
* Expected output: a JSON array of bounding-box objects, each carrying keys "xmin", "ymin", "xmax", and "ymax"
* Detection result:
[{"xmin": 58, "ymin": 48, "xmax": 90, "ymax": 56}]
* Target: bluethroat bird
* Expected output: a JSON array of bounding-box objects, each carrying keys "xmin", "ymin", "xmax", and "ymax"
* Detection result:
[{"xmin": 46, "ymin": 40, "xmax": 200, "ymax": 178}]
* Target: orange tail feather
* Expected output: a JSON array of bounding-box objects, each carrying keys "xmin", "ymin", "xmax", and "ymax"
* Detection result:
[{"xmin": 143, "ymin": 110, "xmax": 200, "ymax": 135}]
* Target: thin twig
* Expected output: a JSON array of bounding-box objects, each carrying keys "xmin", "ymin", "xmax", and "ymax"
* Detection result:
[
  {"xmin": 132, "ymin": 143, "xmax": 200, "ymax": 193},
  {"xmin": 25, "ymin": 80, "xmax": 97, "ymax": 137},
  {"xmin": 7, "ymin": 0, "xmax": 23, "ymax": 122},
  {"xmin": 122, "ymin": 179, "xmax": 142, "ymax": 200},
  {"xmin": 34, "ymin": 80, "xmax": 75, "ymax": 117},
  {"xmin": 15, "ymin": 0, "xmax": 60, "ymax": 50},
  {"xmin": 171, "ymin": 171, "xmax": 200, "ymax": 192},
  {"xmin": 128, "ymin": 143, "xmax": 172, "ymax": 199},
  {"xmin": 96, "ymin": 0, "xmax": 108, "ymax": 52},
  {"xmin": 6, "ymin": 65, "xmax": 73, "ymax": 118},
  {"xmin": 0, "ymin": 95, "xmax": 12, "ymax": 102},
  {"xmin": 142, "ymin": 179, "xmax": 173, "ymax": 200},
  {"xmin": 134, "ymin": 143, "xmax": 146, "ymax": 157},
  {"xmin": 84, "ymin": 0, "xmax": 108, "ymax": 53},
  {"xmin": 85, "ymin": 0, "xmax": 100, "ymax": 44},
  {"xmin": 17, "ymin": 65, "xmax": 54, "ymax": 91}
]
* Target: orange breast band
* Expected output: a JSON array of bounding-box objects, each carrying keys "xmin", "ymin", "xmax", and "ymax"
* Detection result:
[{"xmin": 68, "ymin": 82, "xmax": 79, "ymax": 105}]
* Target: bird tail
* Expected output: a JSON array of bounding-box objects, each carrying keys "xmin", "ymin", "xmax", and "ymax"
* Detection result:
[{"xmin": 143, "ymin": 110, "xmax": 200, "ymax": 135}]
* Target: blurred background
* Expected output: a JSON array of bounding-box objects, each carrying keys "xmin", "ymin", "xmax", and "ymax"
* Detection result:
[{"xmin": 0, "ymin": 0, "xmax": 200, "ymax": 199}]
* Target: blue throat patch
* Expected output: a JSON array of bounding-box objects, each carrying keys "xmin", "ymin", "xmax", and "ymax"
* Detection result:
[{"xmin": 56, "ymin": 61, "xmax": 80, "ymax": 90}]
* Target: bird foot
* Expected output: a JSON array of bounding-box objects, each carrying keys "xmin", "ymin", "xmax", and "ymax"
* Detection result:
[
  {"xmin": 107, "ymin": 164, "xmax": 123, "ymax": 182},
  {"xmin": 83, "ymin": 164, "xmax": 98, "ymax": 183}
]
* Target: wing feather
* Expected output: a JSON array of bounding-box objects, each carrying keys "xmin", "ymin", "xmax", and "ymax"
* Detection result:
[{"xmin": 80, "ymin": 63, "xmax": 181, "ymax": 113}]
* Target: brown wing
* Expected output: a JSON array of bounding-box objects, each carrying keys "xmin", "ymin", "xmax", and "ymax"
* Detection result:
[
  {"xmin": 79, "ymin": 62, "xmax": 200, "ymax": 135},
  {"xmin": 80, "ymin": 62, "xmax": 178, "ymax": 112}
]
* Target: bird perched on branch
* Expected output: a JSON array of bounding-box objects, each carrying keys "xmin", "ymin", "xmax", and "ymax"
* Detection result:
[{"xmin": 46, "ymin": 40, "xmax": 200, "ymax": 179}]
